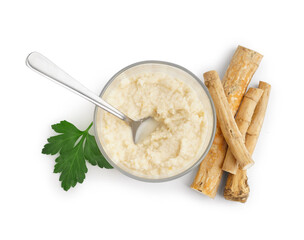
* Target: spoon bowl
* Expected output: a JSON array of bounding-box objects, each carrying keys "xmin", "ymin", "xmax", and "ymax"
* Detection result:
[{"xmin": 129, "ymin": 117, "xmax": 159, "ymax": 144}]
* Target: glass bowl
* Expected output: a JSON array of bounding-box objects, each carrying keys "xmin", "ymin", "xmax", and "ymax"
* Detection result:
[{"xmin": 94, "ymin": 61, "xmax": 216, "ymax": 182}]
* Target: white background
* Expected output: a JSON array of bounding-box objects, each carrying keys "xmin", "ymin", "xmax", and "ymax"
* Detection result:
[{"xmin": 1, "ymin": 0, "xmax": 303, "ymax": 239}]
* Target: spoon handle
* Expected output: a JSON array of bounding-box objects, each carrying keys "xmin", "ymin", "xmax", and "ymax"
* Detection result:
[{"xmin": 26, "ymin": 52, "xmax": 127, "ymax": 121}]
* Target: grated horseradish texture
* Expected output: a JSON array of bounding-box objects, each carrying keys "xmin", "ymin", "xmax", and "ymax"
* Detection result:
[{"xmin": 100, "ymin": 73, "xmax": 209, "ymax": 178}]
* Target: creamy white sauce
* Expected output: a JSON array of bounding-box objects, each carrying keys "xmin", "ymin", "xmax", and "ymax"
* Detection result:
[{"xmin": 99, "ymin": 73, "xmax": 209, "ymax": 179}]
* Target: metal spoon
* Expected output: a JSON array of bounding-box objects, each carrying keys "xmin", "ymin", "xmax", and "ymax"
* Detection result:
[{"xmin": 26, "ymin": 52, "xmax": 158, "ymax": 144}]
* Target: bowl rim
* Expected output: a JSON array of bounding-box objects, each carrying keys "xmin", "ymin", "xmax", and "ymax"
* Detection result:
[{"xmin": 93, "ymin": 60, "xmax": 216, "ymax": 182}]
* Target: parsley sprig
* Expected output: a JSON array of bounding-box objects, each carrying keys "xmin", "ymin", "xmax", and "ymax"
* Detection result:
[{"xmin": 42, "ymin": 121, "xmax": 112, "ymax": 191}]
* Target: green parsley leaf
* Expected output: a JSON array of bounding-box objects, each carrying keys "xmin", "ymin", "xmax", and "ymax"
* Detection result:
[
  {"xmin": 54, "ymin": 137, "xmax": 87, "ymax": 190},
  {"xmin": 84, "ymin": 134, "xmax": 113, "ymax": 169},
  {"xmin": 42, "ymin": 121, "xmax": 113, "ymax": 191},
  {"xmin": 42, "ymin": 121, "xmax": 82, "ymax": 155}
]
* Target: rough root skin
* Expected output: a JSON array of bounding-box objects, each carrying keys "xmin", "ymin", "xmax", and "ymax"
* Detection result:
[
  {"xmin": 191, "ymin": 46, "xmax": 263, "ymax": 198},
  {"xmin": 224, "ymin": 170, "xmax": 250, "ymax": 203}
]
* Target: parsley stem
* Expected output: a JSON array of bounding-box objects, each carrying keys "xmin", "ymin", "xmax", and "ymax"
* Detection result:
[{"xmin": 84, "ymin": 122, "xmax": 93, "ymax": 133}]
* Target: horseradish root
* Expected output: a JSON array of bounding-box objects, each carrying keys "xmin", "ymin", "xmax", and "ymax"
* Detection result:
[
  {"xmin": 222, "ymin": 88, "xmax": 264, "ymax": 174},
  {"xmin": 224, "ymin": 81, "xmax": 271, "ymax": 203},
  {"xmin": 246, "ymin": 81, "xmax": 271, "ymax": 153},
  {"xmin": 191, "ymin": 46, "xmax": 263, "ymax": 198},
  {"xmin": 204, "ymin": 71, "xmax": 254, "ymax": 170},
  {"xmin": 224, "ymin": 170, "xmax": 249, "ymax": 203}
]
